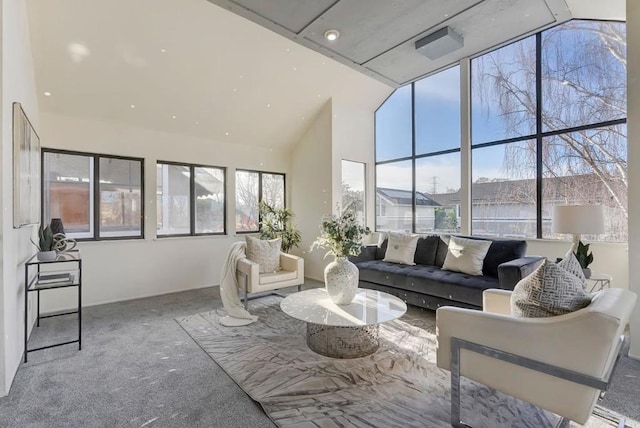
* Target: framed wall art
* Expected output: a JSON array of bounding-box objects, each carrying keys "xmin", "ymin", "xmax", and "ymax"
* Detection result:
[{"xmin": 13, "ymin": 102, "xmax": 41, "ymax": 228}]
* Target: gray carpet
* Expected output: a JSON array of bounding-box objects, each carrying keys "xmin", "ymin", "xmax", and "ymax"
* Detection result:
[
  {"xmin": 0, "ymin": 286, "xmax": 277, "ymax": 428},
  {"xmin": 177, "ymin": 296, "xmax": 638, "ymax": 428},
  {"xmin": 0, "ymin": 282, "xmax": 638, "ymax": 427}
]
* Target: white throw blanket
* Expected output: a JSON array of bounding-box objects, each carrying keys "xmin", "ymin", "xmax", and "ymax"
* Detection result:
[{"xmin": 218, "ymin": 241, "xmax": 258, "ymax": 326}]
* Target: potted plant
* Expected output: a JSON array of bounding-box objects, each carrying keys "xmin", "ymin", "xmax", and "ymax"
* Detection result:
[
  {"xmin": 311, "ymin": 208, "xmax": 370, "ymax": 305},
  {"xmin": 32, "ymin": 224, "xmax": 57, "ymax": 261},
  {"xmin": 259, "ymin": 201, "xmax": 301, "ymax": 253},
  {"xmin": 574, "ymin": 240, "xmax": 594, "ymax": 278}
]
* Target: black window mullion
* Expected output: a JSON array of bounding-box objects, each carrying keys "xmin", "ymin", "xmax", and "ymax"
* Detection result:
[
  {"xmin": 411, "ymin": 82, "xmax": 417, "ymax": 234},
  {"xmin": 535, "ymin": 32, "xmax": 543, "ymax": 239},
  {"xmin": 93, "ymin": 155, "xmax": 100, "ymax": 240},
  {"xmin": 190, "ymin": 165, "xmax": 196, "ymax": 235},
  {"xmin": 257, "ymin": 172, "xmax": 263, "ymax": 232}
]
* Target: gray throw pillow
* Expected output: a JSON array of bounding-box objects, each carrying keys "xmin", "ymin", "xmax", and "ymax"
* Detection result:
[
  {"xmin": 245, "ymin": 236, "xmax": 281, "ymax": 273},
  {"xmin": 557, "ymin": 250, "xmax": 587, "ymax": 286},
  {"xmin": 511, "ymin": 259, "xmax": 592, "ymax": 318}
]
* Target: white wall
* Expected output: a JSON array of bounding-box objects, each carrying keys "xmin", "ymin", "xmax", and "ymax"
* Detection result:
[
  {"xmin": 36, "ymin": 112, "xmax": 290, "ymax": 313},
  {"xmin": 331, "ymin": 97, "xmax": 381, "ymax": 235},
  {"xmin": 1, "ymin": 0, "xmax": 39, "ymax": 396},
  {"xmin": 526, "ymin": 240, "xmax": 628, "ymax": 290},
  {"xmin": 627, "ymin": 0, "xmax": 640, "ymax": 359},
  {"xmin": 289, "ymin": 102, "xmax": 333, "ymax": 280}
]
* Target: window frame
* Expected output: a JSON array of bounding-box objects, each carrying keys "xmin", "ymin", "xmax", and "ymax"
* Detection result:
[
  {"xmin": 235, "ymin": 168, "xmax": 286, "ymax": 234},
  {"xmin": 41, "ymin": 148, "xmax": 145, "ymax": 241},
  {"xmin": 469, "ymin": 23, "xmax": 627, "ymax": 239},
  {"xmin": 156, "ymin": 160, "xmax": 227, "ymax": 238},
  {"xmin": 374, "ymin": 64, "xmax": 462, "ymax": 233},
  {"xmin": 374, "ymin": 19, "xmax": 627, "ymax": 241}
]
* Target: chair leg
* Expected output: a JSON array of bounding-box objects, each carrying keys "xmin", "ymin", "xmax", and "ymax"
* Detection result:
[
  {"xmin": 297, "ymin": 284, "xmax": 301, "ymax": 292},
  {"xmin": 450, "ymin": 340, "xmax": 471, "ymax": 428}
]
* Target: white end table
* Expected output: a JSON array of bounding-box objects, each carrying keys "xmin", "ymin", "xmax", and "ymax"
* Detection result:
[
  {"xmin": 586, "ymin": 272, "xmax": 612, "ymax": 292},
  {"xmin": 280, "ymin": 288, "xmax": 407, "ymax": 359}
]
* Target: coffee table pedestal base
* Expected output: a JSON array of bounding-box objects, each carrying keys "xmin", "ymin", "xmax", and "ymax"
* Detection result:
[{"xmin": 306, "ymin": 323, "xmax": 379, "ymax": 358}]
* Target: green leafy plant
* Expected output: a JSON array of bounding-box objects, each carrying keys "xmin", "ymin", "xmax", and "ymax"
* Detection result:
[
  {"xmin": 574, "ymin": 240, "xmax": 594, "ymax": 269},
  {"xmin": 259, "ymin": 201, "xmax": 302, "ymax": 253},
  {"xmin": 311, "ymin": 207, "xmax": 371, "ymax": 258},
  {"xmin": 32, "ymin": 224, "xmax": 55, "ymax": 252}
]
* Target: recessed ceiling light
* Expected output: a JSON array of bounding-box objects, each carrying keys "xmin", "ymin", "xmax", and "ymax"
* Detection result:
[
  {"xmin": 130, "ymin": 104, "xmax": 135, "ymax": 109},
  {"xmin": 233, "ymin": 88, "xmax": 237, "ymax": 92},
  {"xmin": 266, "ymin": 103, "xmax": 271, "ymax": 108},
  {"xmin": 172, "ymin": 115, "xmax": 177, "ymax": 119},
  {"xmin": 225, "ymin": 132, "xmax": 229, "ymax": 136},
  {"xmin": 286, "ymin": 48, "xmax": 290, "ymax": 52},
  {"xmin": 324, "ymin": 30, "xmax": 340, "ymax": 41},
  {"xmin": 160, "ymin": 48, "xmax": 166, "ymax": 53},
  {"xmin": 44, "ymin": 91, "xmax": 52, "ymax": 97},
  {"xmin": 239, "ymin": 75, "xmax": 244, "ymax": 79},
  {"xmin": 293, "ymin": 67, "xmax": 297, "ymax": 71}
]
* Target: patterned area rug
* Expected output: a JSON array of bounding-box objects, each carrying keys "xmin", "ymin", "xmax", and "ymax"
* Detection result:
[{"xmin": 177, "ymin": 296, "xmax": 624, "ymax": 428}]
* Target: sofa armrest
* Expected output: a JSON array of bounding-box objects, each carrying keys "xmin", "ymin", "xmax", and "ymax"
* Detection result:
[
  {"xmin": 348, "ymin": 244, "xmax": 378, "ymax": 264},
  {"xmin": 497, "ymin": 256, "xmax": 544, "ymax": 289},
  {"xmin": 483, "ymin": 289, "xmax": 513, "ymax": 315}
]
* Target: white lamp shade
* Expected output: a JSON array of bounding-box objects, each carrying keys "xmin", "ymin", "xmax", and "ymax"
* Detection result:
[{"xmin": 551, "ymin": 205, "xmax": 605, "ymax": 235}]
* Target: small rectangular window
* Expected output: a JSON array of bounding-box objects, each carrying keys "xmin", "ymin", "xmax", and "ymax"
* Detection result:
[
  {"xmin": 235, "ymin": 170, "xmax": 285, "ymax": 233},
  {"xmin": 157, "ymin": 162, "xmax": 226, "ymax": 237},
  {"xmin": 42, "ymin": 150, "xmax": 144, "ymax": 240}
]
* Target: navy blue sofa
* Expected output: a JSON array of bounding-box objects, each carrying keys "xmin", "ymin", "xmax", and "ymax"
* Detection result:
[{"xmin": 349, "ymin": 235, "xmax": 543, "ymax": 311}]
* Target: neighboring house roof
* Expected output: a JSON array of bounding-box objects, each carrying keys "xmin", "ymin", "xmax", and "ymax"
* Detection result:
[
  {"xmin": 376, "ymin": 187, "xmax": 440, "ymax": 206},
  {"xmin": 430, "ymin": 174, "xmax": 617, "ymax": 206}
]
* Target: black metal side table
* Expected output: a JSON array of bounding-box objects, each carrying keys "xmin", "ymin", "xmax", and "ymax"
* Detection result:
[{"xmin": 24, "ymin": 250, "xmax": 82, "ymax": 363}]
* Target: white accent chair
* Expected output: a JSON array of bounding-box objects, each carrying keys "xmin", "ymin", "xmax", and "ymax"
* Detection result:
[
  {"xmin": 437, "ymin": 287, "xmax": 637, "ymax": 427},
  {"xmin": 236, "ymin": 252, "xmax": 304, "ymax": 308}
]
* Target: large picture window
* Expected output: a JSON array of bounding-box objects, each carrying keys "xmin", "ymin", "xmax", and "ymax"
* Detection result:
[
  {"xmin": 157, "ymin": 161, "xmax": 226, "ymax": 237},
  {"xmin": 471, "ymin": 20, "xmax": 626, "ymax": 240},
  {"xmin": 375, "ymin": 65, "xmax": 461, "ymax": 233},
  {"xmin": 42, "ymin": 149, "xmax": 144, "ymax": 240},
  {"xmin": 235, "ymin": 170, "xmax": 285, "ymax": 233}
]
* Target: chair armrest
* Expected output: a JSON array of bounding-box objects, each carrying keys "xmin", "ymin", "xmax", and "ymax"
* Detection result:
[
  {"xmin": 436, "ymin": 305, "xmax": 620, "ymax": 377},
  {"xmin": 236, "ymin": 257, "xmax": 259, "ymax": 292},
  {"xmin": 280, "ymin": 252, "xmax": 303, "ymax": 276},
  {"xmin": 348, "ymin": 245, "xmax": 377, "ymax": 264},
  {"xmin": 497, "ymin": 256, "xmax": 544, "ymax": 289},
  {"xmin": 483, "ymin": 289, "xmax": 513, "ymax": 315}
]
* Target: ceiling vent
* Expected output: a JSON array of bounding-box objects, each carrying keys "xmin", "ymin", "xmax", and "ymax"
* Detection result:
[{"xmin": 415, "ymin": 26, "xmax": 464, "ymax": 60}]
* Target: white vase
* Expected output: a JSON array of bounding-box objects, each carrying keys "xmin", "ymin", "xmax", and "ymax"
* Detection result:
[{"xmin": 324, "ymin": 256, "xmax": 359, "ymax": 305}]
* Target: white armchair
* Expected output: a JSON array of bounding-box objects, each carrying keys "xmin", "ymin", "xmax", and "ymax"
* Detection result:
[
  {"xmin": 236, "ymin": 252, "xmax": 304, "ymax": 308},
  {"xmin": 436, "ymin": 288, "xmax": 637, "ymax": 427}
]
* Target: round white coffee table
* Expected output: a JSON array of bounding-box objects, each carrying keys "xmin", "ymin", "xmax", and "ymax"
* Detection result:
[{"xmin": 280, "ymin": 288, "xmax": 407, "ymax": 359}]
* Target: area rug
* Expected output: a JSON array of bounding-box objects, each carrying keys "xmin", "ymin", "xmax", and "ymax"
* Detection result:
[{"xmin": 177, "ymin": 296, "xmax": 625, "ymax": 428}]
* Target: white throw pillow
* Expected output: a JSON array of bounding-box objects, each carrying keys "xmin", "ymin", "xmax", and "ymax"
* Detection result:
[
  {"xmin": 245, "ymin": 236, "xmax": 281, "ymax": 273},
  {"xmin": 441, "ymin": 236, "xmax": 491, "ymax": 276},
  {"xmin": 511, "ymin": 258, "xmax": 592, "ymax": 318},
  {"xmin": 383, "ymin": 232, "xmax": 419, "ymax": 265}
]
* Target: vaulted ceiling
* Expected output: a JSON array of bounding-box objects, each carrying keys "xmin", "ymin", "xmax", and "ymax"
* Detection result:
[{"xmin": 27, "ymin": 0, "xmax": 625, "ymax": 150}]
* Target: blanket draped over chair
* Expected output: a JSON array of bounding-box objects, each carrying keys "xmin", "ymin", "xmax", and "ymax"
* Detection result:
[{"xmin": 218, "ymin": 241, "xmax": 258, "ymax": 326}]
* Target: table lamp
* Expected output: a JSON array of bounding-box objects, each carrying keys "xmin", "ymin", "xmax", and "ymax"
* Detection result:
[{"xmin": 551, "ymin": 205, "xmax": 604, "ymax": 252}]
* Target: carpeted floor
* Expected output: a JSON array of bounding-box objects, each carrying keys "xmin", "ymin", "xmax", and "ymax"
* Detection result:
[
  {"xmin": 0, "ymin": 281, "xmax": 638, "ymax": 427},
  {"xmin": 177, "ymin": 295, "xmax": 638, "ymax": 428}
]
